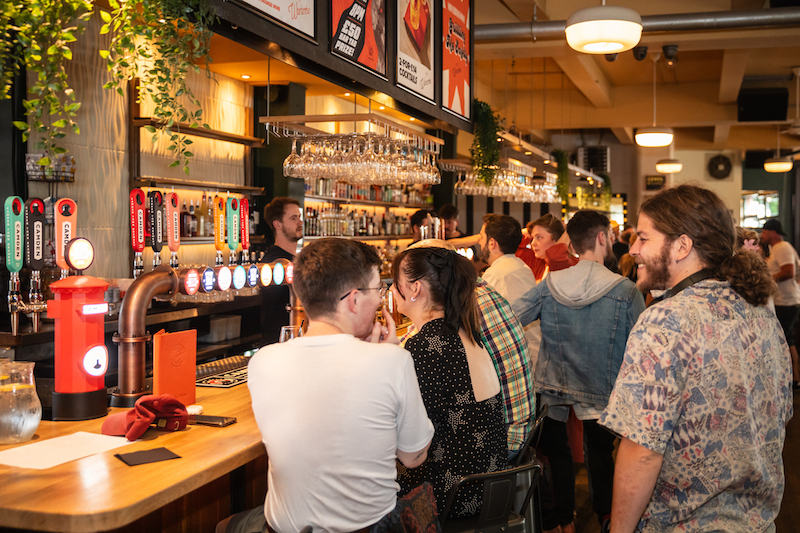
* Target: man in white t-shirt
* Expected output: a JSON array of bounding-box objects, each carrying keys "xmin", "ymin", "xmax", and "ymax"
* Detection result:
[
  {"xmin": 223, "ymin": 239, "xmax": 434, "ymax": 533},
  {"xmin": 761, "ymin": 218, "xmax": 800, "ymax": 389}
]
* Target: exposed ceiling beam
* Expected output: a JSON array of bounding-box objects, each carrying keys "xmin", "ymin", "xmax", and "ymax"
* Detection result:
[
  {"xmin": 718, "ymin": 50, "xmax": 749, "ymax": 103},
  {"xmin": 552, "ymin": 55, "xmax": 612, "ymax": 108},
  {"xmin": 714, "ymin": 123, "xmax": 731, "ymax": 144},
  {"xmin": 611, "ymin": 127, "xmax": 635, "ymax": 145}
]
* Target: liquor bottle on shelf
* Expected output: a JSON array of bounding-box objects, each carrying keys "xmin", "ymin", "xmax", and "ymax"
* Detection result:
[
  {"xmin": 198, "ymin": 193, "xmax": 207, "ymax": 237},
  {"xmin": 189, "ymin": 200, "xmax": 197, "ymax": 237},
  {"xmin": 206, "ymin": 193, "xmax": 215, "ymax": 237},
  {"xmin": 180, "ymin": 200, "xmax": 190, "ymax": 238}
]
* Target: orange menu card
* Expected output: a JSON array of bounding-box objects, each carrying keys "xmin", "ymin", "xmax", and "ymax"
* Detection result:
[{"xmin": 153, "ymin": 328, "xmax": 197, "ymax": 406}]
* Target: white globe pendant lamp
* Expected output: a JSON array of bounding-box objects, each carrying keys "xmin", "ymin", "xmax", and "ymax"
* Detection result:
[
  {"xmin": 655, "ymin": 159, "xmax": 682, "ymax": 174},
  {"xmin": 565, "ymin": 4, "xmax": 642, "ymax": 54},
  {"xmin": 636, "ymin": 54, "xmax": 674, "ymax": 148}
]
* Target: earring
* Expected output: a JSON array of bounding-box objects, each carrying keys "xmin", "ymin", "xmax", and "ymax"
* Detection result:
[{"xmin": 411, "ymin": 296, "xmax": 417, "ymax": 302}]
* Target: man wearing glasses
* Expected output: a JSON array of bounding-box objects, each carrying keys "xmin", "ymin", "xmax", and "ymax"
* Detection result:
[{"xmin": 235, "ymin": 238, "xmax": 434, "ymax": 533}]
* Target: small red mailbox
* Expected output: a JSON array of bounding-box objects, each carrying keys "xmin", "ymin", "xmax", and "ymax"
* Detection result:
[{"xmin": 48, "ymin": 275, "xmax": 110, "ymax": 420}]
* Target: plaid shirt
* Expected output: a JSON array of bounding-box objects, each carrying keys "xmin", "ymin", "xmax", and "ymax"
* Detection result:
[{"xmin": 400, "ymin": 278, "xmax": 535, "ymax": 453}]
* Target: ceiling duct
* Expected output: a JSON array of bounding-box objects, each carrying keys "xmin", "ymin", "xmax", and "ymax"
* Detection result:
[{"xmin": 474, "ymin": 7, "xmax": 800, "ymax": 43}]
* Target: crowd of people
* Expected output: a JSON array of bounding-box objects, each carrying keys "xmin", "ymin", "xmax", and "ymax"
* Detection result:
[{"xmin": 225, "ymin": 184, "xmax": 793, "ymax": 533}]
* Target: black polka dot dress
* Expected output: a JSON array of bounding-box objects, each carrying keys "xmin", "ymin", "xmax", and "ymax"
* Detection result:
[{"xmin": 398, "ymin": 318, "xmax": 508, "ymax": 518}]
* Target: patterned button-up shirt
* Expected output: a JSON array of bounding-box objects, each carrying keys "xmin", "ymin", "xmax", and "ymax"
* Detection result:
[
  {"xmin": 401, "ymin": 278, "xmax": 535, "ymax": 453},
  {"xmin": 600, "ymin": 280, "xmax": 793, "ymax": 532}
]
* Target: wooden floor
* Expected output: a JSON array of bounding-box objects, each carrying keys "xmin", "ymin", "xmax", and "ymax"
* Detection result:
[{"xmin": 571, "ymin": 391, "xmax": 800, "ymax": 533}]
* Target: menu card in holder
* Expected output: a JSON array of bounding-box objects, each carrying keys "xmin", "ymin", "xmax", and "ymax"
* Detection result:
[{"xmin": 153, "ymin": 329, "xmax": 197, "ymax": 405}]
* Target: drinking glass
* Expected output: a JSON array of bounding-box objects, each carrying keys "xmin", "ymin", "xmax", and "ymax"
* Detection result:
[
  {"xmin": 279, "ymin": 325, "xmax": 304, "ymax": 343},
  {"xmin": 283, "ymin": 139, "xmax": 302, "ymax": 178}
]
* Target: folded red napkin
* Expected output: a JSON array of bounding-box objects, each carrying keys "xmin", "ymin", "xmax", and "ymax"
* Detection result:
[{"xmin": 102, "ymin": 394, "xmax": 188, "ymax": 441}]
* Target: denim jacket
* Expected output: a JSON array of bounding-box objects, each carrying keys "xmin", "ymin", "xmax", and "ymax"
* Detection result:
[{"xmin": 512, "ymin": 260, "xmax": 645, "ymax": 407}]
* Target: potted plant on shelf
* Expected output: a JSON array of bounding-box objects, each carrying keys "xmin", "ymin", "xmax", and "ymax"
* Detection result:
[
  {"xmin": 470, "ymin": 100, "xmax": 502, "ymax": 187},
  {"xmin": 552, "ymin": 149, "xmax": 570, "ymax": 205},
  {"xmin": 100, "ymin": 0, "xmax": 217, "ymax": 175},
  {"xmin": 3, "ymin": 0, "xmax": 93, "ymax": 168}
]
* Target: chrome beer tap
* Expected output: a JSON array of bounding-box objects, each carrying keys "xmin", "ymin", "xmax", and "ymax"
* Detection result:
[
  {"xmin": 226, "ymin": 197, "xmax": 240, "ymax": 266},
  {"xmin": 130, "ymin": 189, "xmax": 146, "ymax": 278},
  {"xmin": 5, "ymin": 197, "xmax": 24, "ymax": 335},
  {"xmin": 148, "ymin": 191, "xmax": 165, "ymax": 269},
  {"xmin": 165, "ymin": 192, "xmax": 180, "ymax": 269},
  {"xmin": 23, "ymin": 198, "xmax": 47, "ymax": 332}
]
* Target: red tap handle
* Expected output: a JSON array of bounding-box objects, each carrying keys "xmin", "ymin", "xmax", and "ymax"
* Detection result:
[
  {"xmin": 55, "ymin": 198, "xmax": 77, "ymax": 271},
  {"xmin": 239, "ymin": 198, "xmax": 250, "ymax": 251},
  {"xmin": 130, "ymin": 189, "xmax": 146, "ymax": 253},
  {"xmin": 165, "ymin": 192, "xmax": 180, "ymax": 252},
  {"xmin": 148, "ymin": 190, "xmax": 164, "ymax": 253}
]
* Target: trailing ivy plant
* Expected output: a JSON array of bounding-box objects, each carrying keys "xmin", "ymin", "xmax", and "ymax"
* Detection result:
[
  {"xmin": 100, "ymin": 0, "xmax": 216, "ymax": 175},
  {"xmin": 3, "ymin": 0, "xmax": 93, "ymax": 166},
  {"xmin": 552, "ymin": 149, "xmax": 571, "ymax": 204},
  {"xmin": 470, "ymin": 100, "xmax": 503, "ymax": 186},
  {"xmin": 598, "ymin": 171, "xmax": 612, "ymax": 210}
]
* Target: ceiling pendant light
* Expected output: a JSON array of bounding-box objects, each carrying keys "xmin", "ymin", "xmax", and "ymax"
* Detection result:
[
  {"xmin": 764, "ymin": 125, "xmax": 793, "ymax": 173},
  {"xmin": 655, "ymin": 159, "xmax": 682, "ymax": 173},
  {"xmin": 636, "ymin": 54, "xmax": 674, "ymax": 148},
  {"xmin": 565, "ymin": 1, "xmax": 642, "ymax": 54}
]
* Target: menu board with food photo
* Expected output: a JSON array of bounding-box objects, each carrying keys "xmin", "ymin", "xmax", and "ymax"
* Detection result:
[
  {"xmin": 331, "ymin": 0, "xmax": 386, "ymax": 76},
  {"xmin": 237, "ymin": 0, "xmax": 315, "ymax": 38},
  {"xmin": 442, "ymin": 0, "xmax": 470, "ymax": 118},
  {"xmin": 397, "ymin": 0, "xmax": 434, "ymax": 100}
]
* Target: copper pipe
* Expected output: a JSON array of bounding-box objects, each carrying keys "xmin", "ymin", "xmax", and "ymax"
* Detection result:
[{"xmin": 111, "ymin": 267, "xmax": 178, "ymax": 407}]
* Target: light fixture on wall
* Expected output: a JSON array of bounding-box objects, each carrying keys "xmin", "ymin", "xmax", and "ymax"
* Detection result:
[
  {"xmin": 764, "ymin": 125, "xmax": 794, "ymax": 173},
  {"xmin": 636, "ymin": 54, "xmax": 674, "ymax": 147},
  {"xmin": 655, "ymin": 158, "xmax": 682, "ymax": 173},
  {"xmin": 565, "ymin": 2, "xmax": 642, "ymax": 54}
]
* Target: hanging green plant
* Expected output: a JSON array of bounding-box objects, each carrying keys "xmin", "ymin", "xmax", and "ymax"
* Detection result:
[
  {"xmin": 3, "ymin": 0, "xmax": 93, "ymax": 166},
  {"xmin": 552, "ymin": 149, "xmax": 570, "ymax": 204},
  {"xmin": 598, "ymin": 171, "xmax": 612, "ymax": 210},
  {"xmin": 470, "ymin": 100, "xmax": 503, "ymax": 186},
  {"xmin": 100, "ymin": 0, "xmax": 217, "ymax": 175}
]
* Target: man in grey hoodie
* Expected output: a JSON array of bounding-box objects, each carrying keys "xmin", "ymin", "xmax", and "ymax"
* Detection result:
[{"xmin": 513, "ymin": 210, "xmax": 645, "ymax": 533}]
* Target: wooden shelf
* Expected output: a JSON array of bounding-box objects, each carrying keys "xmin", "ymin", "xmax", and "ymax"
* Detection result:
[
  {"xmin": 304, "ymin": 235, "xmax": 413, "ymax": 242},
  {"xmin": 132, "ymin": 118, "xmax": 264, "ymax": 147},
  {"xmin": 305, "ymin": 194, "xmax": 429, "ymax": 209},
  {"xmin": 135, "ymin": 177, "xmax": 264, "ymax": 194}
]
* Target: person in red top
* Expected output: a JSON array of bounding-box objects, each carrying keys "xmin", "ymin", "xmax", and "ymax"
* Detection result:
[{"xmin": 517, "ymin": 214, "xmax": 577, "ymax": 282}]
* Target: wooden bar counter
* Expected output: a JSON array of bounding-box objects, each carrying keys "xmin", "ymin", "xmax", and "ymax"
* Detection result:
[{"xmin": 0, "ymin": 385, "xmax": 267, "ymax": 533}]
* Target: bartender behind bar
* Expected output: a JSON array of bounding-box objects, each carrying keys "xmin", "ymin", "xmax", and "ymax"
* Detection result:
[{"xmin": 260, "ymin": 197, "xmax": 303, "ymax": 344}]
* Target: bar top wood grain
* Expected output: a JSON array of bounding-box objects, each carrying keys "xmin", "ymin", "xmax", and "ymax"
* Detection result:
[{"xmin": 0, "ymin": 385, "xmax": 264, "ymax": 533}]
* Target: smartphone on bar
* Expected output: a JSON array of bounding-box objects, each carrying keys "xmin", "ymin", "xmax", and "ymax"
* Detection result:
[{"xmin": 189, "ymin": 415, "xmax": 237, "ymax": 427}]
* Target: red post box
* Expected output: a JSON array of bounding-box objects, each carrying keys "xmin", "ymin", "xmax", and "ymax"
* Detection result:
[{"xmin": 48, "ymin": 275, "xmax": 110, "ymax": 420}]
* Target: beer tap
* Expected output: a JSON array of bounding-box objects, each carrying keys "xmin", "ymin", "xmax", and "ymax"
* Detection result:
[
  {"xmin": 165, "ymin": 192, "xmax": 180, "ymax": 269},
  {"xmin": 5, "ymin": 197, "xmax": 24, "ymax": 336},
  {"xmin": 213, "ymin": 195, "xmax": 226, "ymax": 267},
  {"xmin": 24, "ymin": 198, "xmax": 47, "ymax": 332},
  {"xmin": 239, "ymin": 197, "xmax": 250, "ymax": 265},
  {"xmin": 55, "ymin": 198, "xmax": 77, "ymax": 280},
  {"xmin": 226, "ymin": 197, "xmax": 240, "ymax": 266},
  {"xmin": 148, "ymin": 190, "xmax": 165, "ymax": 269},
  {"xmin": 129, "ymin": 189, "xmax": 146, "ymax": 278}
]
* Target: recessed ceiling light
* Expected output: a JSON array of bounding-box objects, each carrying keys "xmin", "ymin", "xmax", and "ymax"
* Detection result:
[
  {"xmin": 344, "ymin": 92, "xmax": 351, "ymax": 97},
  {"xmin": 524, "ymin": 151, "xmax": 532, "ymax": 155},
  {"xmin": 410, "ymin": 117, "xmax": 415, "ymax": 121},
  {"xmin": 544, "ymin": 159, "xmax": 551, "ymax": 165},
  {"xmin": 379, "ymin": 106, "xmax": 385, "ymax": 110},
  {"xmin": 241, "ymin": 74, "xmax": 251, "ymax": 79}
]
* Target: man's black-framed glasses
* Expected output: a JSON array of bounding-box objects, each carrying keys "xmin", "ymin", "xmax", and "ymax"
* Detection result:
[{"xmin": 339, "ymin": 281, "xmax": 388, "ymax": 300}]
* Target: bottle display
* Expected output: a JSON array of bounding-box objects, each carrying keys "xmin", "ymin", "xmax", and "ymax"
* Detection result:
[{"xmin": 304, "ymin": 205, "xmax": 411, "ymax": 237}]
